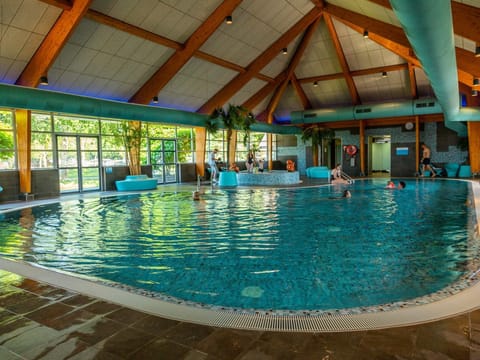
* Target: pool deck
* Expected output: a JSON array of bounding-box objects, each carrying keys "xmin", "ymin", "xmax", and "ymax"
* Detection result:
[{"xmin": 1, "ymin": 177, "xmax": 480, "ymax": 358}]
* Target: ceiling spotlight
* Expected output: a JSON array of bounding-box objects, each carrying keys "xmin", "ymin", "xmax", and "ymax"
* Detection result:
[
  {"xmin": 476, "ymin": 45, "xmax": 480, "ymax": 57},
  {"xmin": 153, "ymin": 96, "xmax": 159, "ymax": 103},
  {"xmin": 225, "ymin": 15, "xmax": 232, "ymax": 24},
  {"xmin": 363, "ymin": 30, "xmax": 369, "ymax": 38},
  {"xmin": 472, "ymin": 90, "xmax": 478, "ymax": 97},
  {"xmin": 313, "ymin": 81, "xmax": 318, "ymax": 87},
  {"xmin": 382, "ymin": 71, "xmax": 387, "ymax": 78},
  {"xmin": 39, "ymin": 76, "xmax": 49, "ymax": 85},
  {"xmin": 282, "ymin": 47, "xmax": 288, "ymax": 55}
]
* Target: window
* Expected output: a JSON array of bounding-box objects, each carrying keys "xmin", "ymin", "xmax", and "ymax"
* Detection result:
[
  {"xmin": 54, "ymin": 115, "xmax": 100, "ymax": 134},
  {"xmin": 31, "ymin": 113, "xmax": 54, "ymax": 168},
  {"xmin": 100, "ymin": 120, "xmax": 126, "ymax": 166},
  {"xmin": 0, "ymin": 110, "xmax": 15, "ymax": 170},
  {"xmin": 236, "ymin": 131, "xmax": 274, "ymax": 163},
  {"xmin": 177, "ymin": 126, "xmax": 194, "ymax": 163},
  {"xmin": 206, "ymin": 131, "xmax": 225, "ymax": 163}
]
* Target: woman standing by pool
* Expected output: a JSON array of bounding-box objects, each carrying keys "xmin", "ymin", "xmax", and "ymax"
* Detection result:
[{"xmin": 246, "ymin": 150, "xmax": 255, "ymax": 173}]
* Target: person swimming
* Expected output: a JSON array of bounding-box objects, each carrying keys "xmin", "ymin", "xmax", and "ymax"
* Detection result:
[{"xmin": 386, "ymin": 181, "xmax": 395, "ymax": 189}]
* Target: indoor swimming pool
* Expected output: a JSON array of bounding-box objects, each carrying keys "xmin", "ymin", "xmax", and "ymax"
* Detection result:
[{"xmin": 0, "ymin": 179, "xmax": 478, "ymax": 317}]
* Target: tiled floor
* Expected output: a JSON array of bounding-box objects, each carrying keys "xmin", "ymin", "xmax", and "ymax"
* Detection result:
[{"xmin": 0, "ymin": 270, "xmax": 479, "ymax": 359}]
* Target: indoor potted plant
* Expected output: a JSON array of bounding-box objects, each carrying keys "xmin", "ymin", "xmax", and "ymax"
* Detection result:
[
  {"xmin": 206, "ymin": 104, "xmax": 255, "ymax": 186},
  {"xmin": 301, "ymin": 125, "xmax": 334, "ymax": 166}
]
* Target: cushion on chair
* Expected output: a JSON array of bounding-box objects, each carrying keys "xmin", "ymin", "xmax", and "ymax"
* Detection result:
[
  {"xmin": 306, "ymin": 166, "xmax": 331, "ymax": 179},
  {"xmin": 444, "ymin": 163, "xmax": 460, "ymax": 178}
]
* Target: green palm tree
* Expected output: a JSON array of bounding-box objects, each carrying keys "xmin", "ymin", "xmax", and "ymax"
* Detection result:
[
  {"xmin": 301, "ymin": 126, "xmax": 334, "ymax": 166},
  {"xmin": 209, "ymin": 104, "xmax": 255, "ymax": 167}
]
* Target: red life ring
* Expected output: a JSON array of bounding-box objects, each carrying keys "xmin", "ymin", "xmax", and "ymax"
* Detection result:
[{"xmin": 345, "ymin": 145, "xmax": 358, "ymax": 156}]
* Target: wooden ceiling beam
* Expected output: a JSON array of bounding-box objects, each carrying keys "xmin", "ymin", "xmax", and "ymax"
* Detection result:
[
  {"xmin": 291, "ymin": 75, "xmax": 312, "ymax": 109},
  {"xmin": 325, "ymin": 3, "xmax": 410, "ymax": 48},
  {"xmin": 329, "ymin": 14, "xmax": 420, "ymax": 67},
  {"xmin": 38, "ymin": 0, "xmax": 72, "ymax": 10},
  {"xmin": 367, "ymin": 0, "xmax": 480, "ymax": 46},
  {"xmin": 16, "ymin": 0, "xmax": 92, "ymax": 87},
  {"xmin": 324, "ymin": 13, "xmax": 360, "ymax": 105},
  {"xmin": 300, "ymin": 73, "xmax": 344, "ymax": 83},
  {"xmin": 456, "ymin": 47, "xmax": 480, "ymax": 79},
  {"xmin": 129, "ymin": 0, "xmax": 243, "ymax": 104},
  {"xmin": 365, "ymin": 0, "xmax": 480, "ymax": 88},
  {"xmin": 310, "ymin": 0, "xmax": 326, "ymax": 9},
  {"xmin": 266, "ymin": 17, "xmax": 321, "ymax": 121},
  {"xmin": 86, "ymin": 9, "xmax": 275, "ymax": 84},
  {"xmin": 408, "ymin": 63, "xmax": 418, "ymax": 99},
  {"xmin": 196, "ymin": 7, "xmax": 323, "ymax": 114},
  {"xmin": 85, "ymin": 9, "xmax": 181, "ymax": 50},
  {"xmin": 365, "ymin": 0, "xmax": 390, "ymax": 7},
  {"xmin": 350, "ymin": 63, "xmax": 408, "ymax": 77},
  {"xmin": 298, "ymin": 63, "xmax": 408, "ymax": 83},
  {"xmin": 452, "ymin": 2, "xmax": 480, "ymax": 45},
  {"xmin": 242, "ymin": 72, "xmax": 288, "ymax": 111},
  {"xmin": 340, "ymin": 21, "xmax": 479, "ymax": 91}
]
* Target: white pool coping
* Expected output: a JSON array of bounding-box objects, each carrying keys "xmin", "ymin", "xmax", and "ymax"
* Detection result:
[{"xmin": 0, "ymin": 179, "xmax": 479, "ymax": 332}]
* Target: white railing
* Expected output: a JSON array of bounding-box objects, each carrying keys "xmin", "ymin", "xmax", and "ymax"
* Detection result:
[{"xmin": 341, "ymin": 170, "xmax": 355, "ymax": 184}]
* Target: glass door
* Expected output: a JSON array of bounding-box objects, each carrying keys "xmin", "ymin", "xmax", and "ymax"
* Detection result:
[
  {"xmin": 149, "ymin": 138, "xmax": 178, "ymax": 184},
  {"xmin": 57, "ymin": 135, "xmax": 100, "ymax": 192}
]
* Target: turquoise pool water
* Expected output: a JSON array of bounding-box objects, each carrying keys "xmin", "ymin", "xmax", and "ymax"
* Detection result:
[{"xmin": 0, "ymin": 179, "xmax": 477, "ymax": 312}]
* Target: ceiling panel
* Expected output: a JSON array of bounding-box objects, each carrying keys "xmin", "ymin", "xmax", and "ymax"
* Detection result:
[
  {"xmin": 227, "ymin": 78, "xmax": 268, "ymax": 107},
  {"xmin": 0, "ymin": 0, "xmax": 469, "ymax": 122},
  {"xmin": 455, "ymin": 34, "xmax": 476, "ymax": 53},
  {"xmin": 295, "ymin": 21, "xmax": 342, "ymax": 78},
  {"xmin": 415, "ymin": 68, "xmax": 435, "ymax": 98},
  {"xmin": 200, "ymin": 0, "xmax": 312, "ymax": 70},
  {"xmin": 0, "ymin": 1, "xmax": 61, "ymax": 83},
  {"xmin": 275, "ymin": 85, "xmax": 303, "ymax": 119},
  {"xmin": 304, "ymin": 79, "xmax": 352, "ymax": 108},
  {"xmin": 454, "ymin": 0, "xmax": 480, "ymax": 8},
  {"xmin": 90, "ymin": 0, "xmax": 220, "ymax": 44},
  {"xmin": 327, "ymin": 0, "xmax": 401, "ymax": 27},
  {"xmin": 335, "ymin": 19, "xmax": 405, "ymax": 71},
  {"xmin": 157, "ymin": 58, "xmax": 238, "ymax": 112},
  {"xmin": 261, "ymin": 34, "xmax": 303, "ymax": 78},
  {"xmin": 355, "ymin": 70, "xmax": 410, "ymax": 103}
]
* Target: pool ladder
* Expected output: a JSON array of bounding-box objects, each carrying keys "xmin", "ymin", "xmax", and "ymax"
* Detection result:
[{"xmin": 340, "ymin": 170, "xmax": 355, "ymax": 184}]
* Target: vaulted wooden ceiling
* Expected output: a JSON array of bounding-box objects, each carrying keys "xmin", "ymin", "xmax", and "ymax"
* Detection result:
[{"xmin": 1, "ymin": 0, "xmax": 480, "ymax": 124}]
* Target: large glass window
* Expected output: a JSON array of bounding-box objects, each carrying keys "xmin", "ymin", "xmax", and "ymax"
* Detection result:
[
  {"xmin": 177, "ymin": 126, "xmax": 194, "ymax": 163},
  {"xmin": 2, "ymin": 109, "xmax": 274, "ymax": 174},
  {"xmin": 0, "ymin": 110, "xmax": 15, "ymax": 170},
  {"xmin": 206, "ymin": 131, "xmax": 226, "ymax": 163},
  {"xmin": 236, "ymin": 131, "xmax": 275, "ymax": 163},
  {"xmin": 100, "ymin": 120, "xmax": 126, "ymax": 166},
  {"xmin": 54, "ymin": 116, "xmax": 100, "ymax": 134},
  {"xmin": 31, "ymin": 113, "xmax": 54, "ymax": 168}
]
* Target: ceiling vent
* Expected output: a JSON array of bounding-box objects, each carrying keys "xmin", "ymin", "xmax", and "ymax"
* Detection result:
[
  {"xmin": 355, "ymin": 108, "xmax": 372, "ymax": 114},
  {"xmin": 415, "ymin": 101, "xmax": 435, "ymax": 108}
]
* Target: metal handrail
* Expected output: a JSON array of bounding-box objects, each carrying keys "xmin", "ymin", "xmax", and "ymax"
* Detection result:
[{"xmin": 340, "ymin": 170, "xmax": 355, "ymax": 184}]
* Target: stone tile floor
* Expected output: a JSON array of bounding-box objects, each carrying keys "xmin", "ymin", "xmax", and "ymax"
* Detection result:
[{"xmin": 0, "ymin": 270, "xmax": 479, "ymax": 359}]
